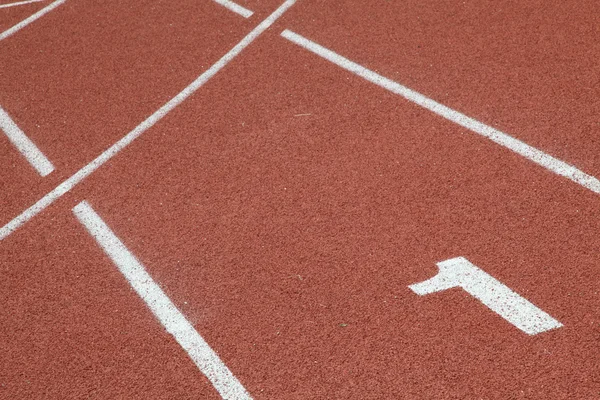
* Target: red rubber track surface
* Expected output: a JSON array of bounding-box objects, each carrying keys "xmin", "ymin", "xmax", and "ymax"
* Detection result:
[{"xmin": 1, "ymin": 1, "xmax": 599, "ymax": 399}]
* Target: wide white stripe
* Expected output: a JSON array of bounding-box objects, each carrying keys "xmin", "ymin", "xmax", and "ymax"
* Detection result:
[
  {"xmin": 0, "ymin": 106, "xmax": 54, "ymax": 176},
  {"xmin": 409, "ymin": 257, "xmax": 563, "ymax": 335},
  {"xmin": 73, "ymin": 201, "xmax": 252, "ymax": 399},
  {"xmin": 0, "ymin": 0, "xmax": 65, "ymax": 41},
  {"xmin": 0, "ymin": 0, "xmax": 44, "ymax": 10},
  {"xmin": 0, "ymin": 0, "xmax": 296, "ymax": 241},
  {"xmin": 212, "ymin": 0, "xmax": 253, "ymax": 18},
  {"xmin": 281, "ymin": 30, "xmax": 600, "ymax": 194}
]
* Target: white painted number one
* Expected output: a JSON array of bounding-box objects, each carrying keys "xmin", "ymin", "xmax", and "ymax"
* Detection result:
[{"xmin": 409, "ymin": 257, "xmax": 563, "ymax": 335}]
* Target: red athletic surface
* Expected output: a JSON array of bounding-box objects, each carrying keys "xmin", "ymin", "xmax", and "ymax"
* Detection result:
[{"xmin": 1, "ymin": 1, "xmax": 599, "ymax": 399}]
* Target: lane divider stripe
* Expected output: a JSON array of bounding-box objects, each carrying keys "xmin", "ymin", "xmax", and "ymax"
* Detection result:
[
  {"xmin": 212, "ymin": 0, "xmax": 253, "ymax": 18},
  {"xmin": 0, "ymin": 105, "xmax": 54, "ymax": 176},
  {"xmin": 73, "ymin": 200, "xmax": 252, "ymax": 400},
  {"xmin": 0, "ymin": 0, "xmax": 44, "ymax": 10},
  {"xmin": 280, "ymin": 29, "xmax": 600, "ymax": 195},
  {"xmin": 0, "ymin": 0, "xmax": 296, "ymax": 241},
  {"xmin": 0, "ymin": 0, "xmax": 66, "ymax": 41}
]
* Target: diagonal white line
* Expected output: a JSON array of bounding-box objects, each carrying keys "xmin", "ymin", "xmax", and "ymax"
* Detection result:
[
  {"xmin": 280, "ymin": 29, "xmax": 600, "ymax": 195},
  {"xmin": 0, "ymin": 0, "xmax": 44, "ymax": 10},
  {"xmin": 0, "ymin": 0, "xmax": 296, "ymax": 241},
  {"xmin": 0, "ymin": 105, "xmax": 54, "ymax": 176},
  {"xmin": 73, "ymin": 200, "xmax": 252, "ymax": 400},
  {"xmin": 212, "ymin": 0, "xmax": 253, "ymax": 18},
  {"xmin": 0, "ymin": 0, "xmax": 65, "ymax": 41}
]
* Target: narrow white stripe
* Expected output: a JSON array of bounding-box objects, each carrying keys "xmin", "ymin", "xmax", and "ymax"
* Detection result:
[
  {"xmin": 0, "ymin": 0, "xmax": 44, "ymax": 10},
  {"xmin": 281, "ymin": 30, "xmax": 600, "ymax": 194},
  {"xmin": 0, "ymin": 0, "xmax": 296, "ymax": 241},
  {"xmin": 73, "ymin": 201, "xmax": 252, "ymax": 399},
  {"xmin": 0, "ymin": 106, "xmax": 54, "ymax": 176},
  {"xmin": 0, "ymin": 0, "xmax": 65, "ymax": 41},
  {"xmin": 212, "ymin": 0, "xmax": 253, "ymax": 18}
]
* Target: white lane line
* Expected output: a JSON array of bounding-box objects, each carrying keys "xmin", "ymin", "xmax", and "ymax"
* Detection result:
[
  {"xmin": 409, "ymin": 257, "xmax": 563, "ymax": 335},
  {"xmin": 212, "ymin": 0, "xmax": 253, "ymax": 18},
  {"xmin": 0, "ymin": 0, "xmax": 44, "ymax": 10},
  {"xmin": 0, "ymin": 106, "xmax": 54, "ymax": 176},
  {"xmin": 73, "ymin": 201, "xmax": 252, "ymax": 400},
  {"xmin": 281, "ymin": 30, "xmax": 600, "ymax": 195},
  {"xmin": 0, "ymin": 0, "xmax": 65, "ymax": 41},
  {"xmin": 0, "ymin": 0, "xmax": 296, "ymax": 241}
]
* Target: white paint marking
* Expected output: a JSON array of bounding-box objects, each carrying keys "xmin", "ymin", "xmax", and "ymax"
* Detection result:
[
  {"xmin": 0, "ymin": 0, "xmax": 65, "ymax": 41},
  {"xmin": 281, "ymin": 30, "xmax": 600, "ymax": 195},
  {"xmin": 0, "ymin": 0, "xmax": 296, "ymax": 241},
  {"xmin": 0, "ymin": 106, "xmax": 54, "ymax": 176},
  {"xmin": 409, "ymin": 257, "xmax": 563, "ymax": 335},
  {"xmin": 0, "ymin": 0, "xmax": 44, "ymax": 10},
  {"xmin": 212, "ymin": 0, "xmax": 253, "ymax": 18},
  {"xmin": 73, "ymin": 201, "xmax": 252, "ymax": 400}
]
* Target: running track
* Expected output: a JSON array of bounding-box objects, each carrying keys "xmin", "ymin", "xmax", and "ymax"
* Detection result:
[{"xmin": 1, "ymin": 0, "xmax": 599, "ymax": 398}]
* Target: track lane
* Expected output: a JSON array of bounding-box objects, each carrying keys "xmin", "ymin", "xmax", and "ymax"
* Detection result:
[
  {"xmin": 283, "ymin": 0, "xmax": 600, "ymax": 180},
  {"xmin": 58, "ymin": 32, "xmax": 599, "ymax": 398},
  {"xmin": 0, "ymin": 200, "xmax": 222, "ymax": 399},
  {"xmin": 2, "ymin": 1, "xmax": 599, "ymax": 398}
]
